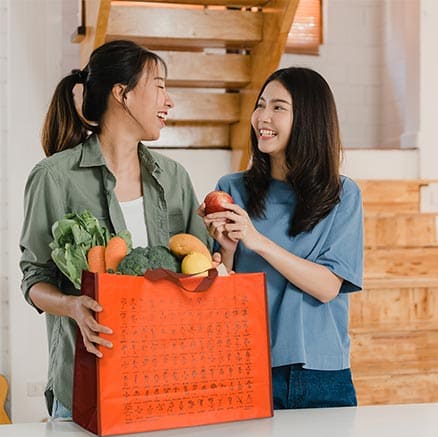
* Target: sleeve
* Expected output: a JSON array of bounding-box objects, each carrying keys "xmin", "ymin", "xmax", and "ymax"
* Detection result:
[
  {"xmin": 315, "ymin": 179, "xmax": 364, "ymax": 293},
  {"xmin": 19, "ymin": 164, "xmax": 66, "ymax": 310}
]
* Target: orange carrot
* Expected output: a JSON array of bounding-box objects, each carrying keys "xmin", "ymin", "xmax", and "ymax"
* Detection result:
[
  {"xmin": 105, "ymin": 236, "xmax": 128, "ymax": 272},
  {"xmin": 87, "ymin": 245, "xmax": 106, "ymax": 273}
]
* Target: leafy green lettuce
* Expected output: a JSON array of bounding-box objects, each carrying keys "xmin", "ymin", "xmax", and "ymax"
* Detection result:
[{"xmin": 49, "ymin": 211, "xmax": 111, "ymax": 289}]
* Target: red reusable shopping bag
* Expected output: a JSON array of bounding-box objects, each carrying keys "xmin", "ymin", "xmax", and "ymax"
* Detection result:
[{"xmin": 72, "ymin": 269, "xmax": 272, "ymax": 436}]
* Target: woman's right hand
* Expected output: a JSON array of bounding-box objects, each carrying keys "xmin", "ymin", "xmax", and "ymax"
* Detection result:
[
  {"xmin": 29, "ymin": 282, "xmax": 114, "ymax": 358},
  {"xmin": 66, "ymin": 295, "xmax": 113, "ymax": 358},
  {"xmin": 198, "ymin": 202, "xmax": 237, "ymax": 252}
]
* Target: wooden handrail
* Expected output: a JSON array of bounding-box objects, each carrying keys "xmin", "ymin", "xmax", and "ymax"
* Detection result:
[
  {"xmin": 80, "ymin": 0, "xmax": 112, "ymax": 67},
  {"xmin": 230, "ymin": 0, "xmax": 300, "ymax": 170}
]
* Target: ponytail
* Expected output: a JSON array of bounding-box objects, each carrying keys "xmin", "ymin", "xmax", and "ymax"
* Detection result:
[
  {"xmin": 41, "ymin": 40, "xmax": 166, "ymax": 157},
  {"xmin": 41, "ymin": 72, "xmax": 95, "ymax": 157}
]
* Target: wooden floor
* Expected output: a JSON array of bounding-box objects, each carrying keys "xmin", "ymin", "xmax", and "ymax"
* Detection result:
[{"xmin": 351, "ymin": 180, "xmax": 438, "ymax": 405}]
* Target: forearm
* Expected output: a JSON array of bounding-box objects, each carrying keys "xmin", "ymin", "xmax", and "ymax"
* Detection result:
[
  {"xmin": 29, "ymin": 282, "xmax": 75, "ymax": 318},
  {"xmin": 220, "ymin": 247, "xmax": 235, "ymax": 273},
  {"xmin": 29, "ymin": 281, "xmax": 111, "ymax": 357},
  {"xmin": 250, "ymin": 233, "xmax": 342, "ymax": 303}
]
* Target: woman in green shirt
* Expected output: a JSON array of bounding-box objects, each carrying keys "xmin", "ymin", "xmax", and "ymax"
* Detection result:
[{"xmin": 19, "ymin": 40, "xmax": 210, "ymax": 420}]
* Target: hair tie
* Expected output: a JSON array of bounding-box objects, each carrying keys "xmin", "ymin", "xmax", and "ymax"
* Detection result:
[{"xmin": 71, "ymin": 68, "xmax": 87, "ymax": 84}]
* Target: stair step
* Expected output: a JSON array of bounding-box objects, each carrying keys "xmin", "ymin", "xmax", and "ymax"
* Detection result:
[
  {"xmin": 158, "ymin": 51, "xmax": 250, "ymax": 88},
  {"xmin": 351, "ymin": 319, "xmax": 438, "ymax": 334},
  {"xmin": 151, "ymin": 123, "xmax": 229, "ymax": 148},
  {"xmin": 364, "ymin": 247, "xmax": 438, "ymax": 277},
  {"xmin": 351, "ymin": 321, "xmax": 438, "ymax": 404},
  {"xmin": 365, "ymin": 213, "xmax": 438, "ymax": 248},
  {"xmin": 357, "ymin": 179, "xmax": 426, "ymax": 214},
  {"xmin": 107, "ymin": 4, "xmax": 262, "ymax": 49},
  {"xmin": 115, "ymin": 0, "xmax": 268, "ymax": 5},
  {"xmin": 353, "ymin": 373, "xmax": 438, "ymax": 405},
  {"xmin": 363, "ymin": 275, "xmax": 438, "ymax": 288},
  {"xmin": 169, "ymin": 91, "xmax": 240, "ymax": 122},
  {"xmin": 351, "ymin": 280, "xmax": 438, "ymax": 327},
  {"xmin": 352, "ymin": 358, "xmax": 438, "ymax": 378}
]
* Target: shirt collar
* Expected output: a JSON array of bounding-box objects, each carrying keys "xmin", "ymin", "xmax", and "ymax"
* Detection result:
[
  {"xmin": 79, "ymin": 135, "xmax": 162, "ymax": 174},
  {"xmin": 138, "ymin": 141, "xmax": 162, "ymax": 175},
  {"xmin": 78, "ymin": 134, "xmax": 106, "ymax": 167}
]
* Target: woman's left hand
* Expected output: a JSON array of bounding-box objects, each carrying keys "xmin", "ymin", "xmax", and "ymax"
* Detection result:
[{"xmin": 206, "ymin": 203, "xmax": 263, "ymax": 252}]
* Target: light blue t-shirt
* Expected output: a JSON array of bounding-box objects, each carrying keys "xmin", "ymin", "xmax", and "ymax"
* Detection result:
[{"xmin": 216, "ymin": 173, "xmax": 363, "ymax": 370}]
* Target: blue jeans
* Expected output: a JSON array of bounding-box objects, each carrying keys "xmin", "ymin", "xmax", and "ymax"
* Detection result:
[
  {"xmin": 272, "ymin": 364, "xmax": 357, "ymax": 409},
  {"xmin": 50, "ymin": 398, "xmax": 72, "ymax": 421}
]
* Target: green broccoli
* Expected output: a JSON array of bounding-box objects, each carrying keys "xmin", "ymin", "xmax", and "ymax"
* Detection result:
[{"xmin": 117, "ymin": 245, "xmax": 180, "ymax": 275}]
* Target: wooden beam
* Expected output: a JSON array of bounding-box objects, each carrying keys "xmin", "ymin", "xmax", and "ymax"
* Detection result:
[
  {"xmin": 107, "ymin": 5, "xmax": 262, "ymax": 49},
  {"xmin": 169, "ymin": 91, "xmax": 240, "ymax": 123},
  {"xmin": 363, "ymin": 276, "xmax": 438, "ymax": 289},
  {"xmin": 351, "ymin": 326, "xmax": 438, "ymax": 373},
  {"xmin": 364, "ymin": 247, "xmax": 438, "ymax": 277},
  {"xmin": 80, "ymin": 0, "xmax": 111, "ymax": 66},
  {"xmin": 353, "ymin": 373, "xmax": 438, "ymax": 405},
  {"xmin": 364, "ymin": 213, "xmax": 438, "ymax": 248},
  {"xmin": 357, "ymin": 179, "xmax": 433, "ymax": 214},
  {"xmin": 351, "ymin": 283, "xmax": 438, "ymax": 327},
  {"xmin": 157, "ymin": 51, "xmax": 250, "ymax": 88},
  {"xmin": 113, "ymin": 1, "xmax": 269, "ymax": 6},
  {"xmin": 151, "ymin": 123, "xmax": 229, "ymax": 148},
  {"xmin": 229, "ymin": 0, "xmax": 300, "ymax": 170}
]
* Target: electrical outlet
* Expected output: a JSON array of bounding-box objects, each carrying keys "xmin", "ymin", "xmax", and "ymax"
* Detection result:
[{"xmin": 27, "ymin": 381, "xmax": 46, "ymax": 397}]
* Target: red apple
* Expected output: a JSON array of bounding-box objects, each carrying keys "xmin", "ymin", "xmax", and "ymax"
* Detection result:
[{"xmin": 204, "ymin": 190, "xmax": 234, "ymax": 214}]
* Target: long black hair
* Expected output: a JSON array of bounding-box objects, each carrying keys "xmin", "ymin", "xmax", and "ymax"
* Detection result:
[
  {"xmin": 243, "ymin": 67, "xmax": 342, "ymax": 236},
  {"xmin": 41, "ymin": 40, "xmax": 166, "ymax": 156}
]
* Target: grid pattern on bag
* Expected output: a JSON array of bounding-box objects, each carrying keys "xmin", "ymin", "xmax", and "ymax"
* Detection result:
[
  {"xmin": 117, "ymin": 293, "xmax": 255, "ymax": 421},
  {"xmin": 95, "ymin": 273, "xmax": 272, "ymax": 434}
]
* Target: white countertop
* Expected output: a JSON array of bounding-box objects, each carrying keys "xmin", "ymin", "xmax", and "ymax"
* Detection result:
[{"xmin": 0, "ymin": 403, "xmax": 437, "ymax": 436}]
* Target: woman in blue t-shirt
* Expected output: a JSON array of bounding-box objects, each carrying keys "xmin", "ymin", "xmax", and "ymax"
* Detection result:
[{"xmin": 201, "ymin": 67, "xmax": 363, "ymax": 409}]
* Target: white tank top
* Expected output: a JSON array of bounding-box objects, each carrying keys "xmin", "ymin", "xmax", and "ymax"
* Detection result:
[{"xmin": 119, "ymin": 197, "xmax": 148, "ymax": 248}]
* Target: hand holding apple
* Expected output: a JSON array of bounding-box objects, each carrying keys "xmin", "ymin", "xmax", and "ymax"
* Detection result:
[{"xmin": 203, "ymin": 190, "xmax": 234, "ymax": 215}]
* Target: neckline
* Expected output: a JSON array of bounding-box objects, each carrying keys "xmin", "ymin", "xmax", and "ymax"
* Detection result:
[{"xmin": 119, "ymin": 196, "xmax": 143, "ymax": 206}]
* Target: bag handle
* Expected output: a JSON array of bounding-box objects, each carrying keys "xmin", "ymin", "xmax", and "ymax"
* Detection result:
[{"xmin": 144, "ymin": 268, "xmax": 218, "ymax": 292}]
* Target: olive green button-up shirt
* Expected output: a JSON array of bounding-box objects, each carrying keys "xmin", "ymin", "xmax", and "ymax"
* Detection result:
[{"xmin": 19, "ymin": 134, "xmax": 211, "ymax": 411}]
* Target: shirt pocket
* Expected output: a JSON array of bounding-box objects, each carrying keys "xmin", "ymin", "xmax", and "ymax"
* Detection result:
[{"xmin": 168, "ymin": 212, "xmax": 185, "ymax": 236}]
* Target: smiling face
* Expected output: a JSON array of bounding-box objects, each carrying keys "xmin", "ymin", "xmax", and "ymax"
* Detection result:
[
  {"xmin": 251, "ymin": 80, "xmax": 293, "ymax": 161},
  {"xmin": 123, "ymin": 61, "xmax": 174, "ymax": 141}
]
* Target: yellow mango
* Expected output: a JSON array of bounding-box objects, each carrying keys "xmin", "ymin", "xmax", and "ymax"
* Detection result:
[{"xmin": 181, "ymin": 252, "xmax": 212, "ymax": 277}]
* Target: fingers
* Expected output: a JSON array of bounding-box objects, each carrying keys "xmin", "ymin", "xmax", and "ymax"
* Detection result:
[
  {"xmin": 206, "ymin": 220, "xmax": 226, "ymax": 240},
  {"xmin": 204, "ymin": 210, "xmax": 238, "ymax": 223},
  {"xmin": 80, "ymin": 321, "xmax": 113, "ymax": 358},
  {"xmin": 81, "ymin": 336, "xmax": 103, "ymax": 358},
  {"xmin": 226, "ymin": 230, "xmax": 246, "ymax": 241},
  {"xmin": 197, "ymin": 202, "xmax": 206, "ymax": 218},
  {"xmin": 80, "ymin": 295, "xmax": 103, "ymax": 312},
  {"xmin": 74, "ymin": 296, "xmax": 113, "ymax": 358},
  {"xmin": 212, "ymin": 252, "xmax": 222, "ymax": 266}
]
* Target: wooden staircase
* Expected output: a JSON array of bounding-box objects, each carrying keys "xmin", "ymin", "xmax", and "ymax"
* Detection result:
[
  {"xmin": 79, "ymin": 0, "xmax": 300, "ymax": 170},
  {"xmin": 351, "ymin": 180, "xmax": 438, "ymax": 405}
]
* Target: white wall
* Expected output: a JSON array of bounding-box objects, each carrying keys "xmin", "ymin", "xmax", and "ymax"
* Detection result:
[
  {"xmin": 0, "ymin": 0, "xmax": 9, "ymax": 410},
  {"xmin": 7, "ymin": 0, "xmax": 64, "ymax": 423},
  {"xmin": 418, "ymin": 0, "xmax": 438, "ymax": 178},
  {"xmin": 280, "ymin": 0, "xmax": 421, "ymax": 152},
  {"xmin": 381, "ymin": 0, "xmax": 420, "ymax": 148},
  {"xmin": 280, "ymin": 0, "xmax": 384, "ymax": 148}
]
